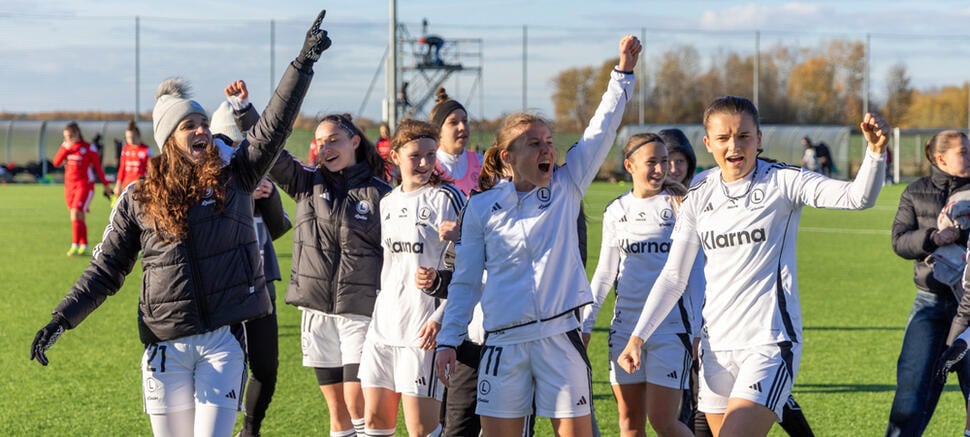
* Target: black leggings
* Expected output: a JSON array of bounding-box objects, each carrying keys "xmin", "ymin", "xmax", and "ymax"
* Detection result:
[{"xmin": 241, "ymin": 285, "xmax": 279, "ymax": 435}]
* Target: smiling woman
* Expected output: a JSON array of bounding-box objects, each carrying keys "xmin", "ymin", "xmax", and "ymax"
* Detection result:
[{"xmin": 28, "ymin": 9, "xmax": 331, "ymax": 437}]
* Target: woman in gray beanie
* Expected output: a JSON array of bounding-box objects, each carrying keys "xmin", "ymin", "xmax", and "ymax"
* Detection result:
[{"xmin": 30, "ymin": 10, "xmax": 331, "ymax": 437}]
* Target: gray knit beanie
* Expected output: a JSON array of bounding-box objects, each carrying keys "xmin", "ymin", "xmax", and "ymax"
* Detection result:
[{"xmin": 152, "ymin": 77, "xmax": 207, "ymax": 152}]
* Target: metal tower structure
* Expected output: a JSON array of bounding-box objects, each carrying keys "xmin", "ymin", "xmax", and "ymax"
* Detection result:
[{"xmin": 391, "ymin": 20, "xmax": 483, "ymax": 125}]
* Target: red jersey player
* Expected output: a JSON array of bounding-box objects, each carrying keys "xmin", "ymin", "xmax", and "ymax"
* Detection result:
[
  {"xmin": 113, "ymin": 120, "xmax": 151, "ymax": 199},
  {"xmin": 53, "ymin": 122, "xmax": 111, "ymax": 256}
]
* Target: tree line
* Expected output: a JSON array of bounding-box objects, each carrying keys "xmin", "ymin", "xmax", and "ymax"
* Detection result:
[{"xmin": 551, "ymin": 38, "xmax": 966, "ymax": 132}]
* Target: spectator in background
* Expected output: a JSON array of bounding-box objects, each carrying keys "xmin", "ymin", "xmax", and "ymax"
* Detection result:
[
  {"xmin": 53, "ymin": 121, "xmax": 111, "ymax": 256},
  {"xmin": 800, "ymin": 136, "xmax": 819, "ymax": 173},
  {"xmin": 815, "ymin": 141, "xmax": 833, "ymax": 177}
]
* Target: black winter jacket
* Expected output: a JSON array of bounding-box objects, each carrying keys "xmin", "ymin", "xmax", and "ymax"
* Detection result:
[
  {"xmin": 891, "ymin": 166, "xmax": 970, "ymax": 297},
  {"xmin": 271, "ymin": 155, "xmax": 392, "ymax": 316},
  {"xmin": 52, "ymin": 60, "xmax": 313, "ymax": 345}
]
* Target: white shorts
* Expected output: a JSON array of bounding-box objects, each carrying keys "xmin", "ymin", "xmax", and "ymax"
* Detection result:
[
  {"xmin": 358, "ymin": 341, "xmax": 443, "ymax": 400},
  {"xmin": 697, "ymin": 341, "xmax": 801, "ymax": 420},
  {"xmin": 300, "ymin": 310, "xmax": 370, "ymax": 368},
  {"xmin": 142, "ymin": 325, "xmax": 247, "ymax": 414},
  {"xmin": 476, "ymin": 329, "xmax": 592, "ymax": 419},
  {"xmin": 609, "ymin": 332, "xmax": 691, "ymax": 389}
]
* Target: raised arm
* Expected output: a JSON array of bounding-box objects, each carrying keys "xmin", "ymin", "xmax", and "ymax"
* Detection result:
[
  {"xmin": 562, "ymin": 35, "xmax": 639, "ymax": 193},
  {"xmin": 233, "ymin": 10, "xmax": 331, "ymax": 191},
  {"xmin": 800, "ymin": 113, "xmax": 890, "ymax": 210}
]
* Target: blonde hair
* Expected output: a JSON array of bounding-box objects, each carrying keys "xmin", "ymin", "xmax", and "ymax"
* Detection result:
[{"xmin": 478, "ymin": 112, "xmax": 548, "ymax": 191}]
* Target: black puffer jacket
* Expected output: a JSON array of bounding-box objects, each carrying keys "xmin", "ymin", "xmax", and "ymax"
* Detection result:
[
  {"xmin": 53, "ymin": 60, "xmax": 313, "ymax": 345},
  {"xmin": 891, "ymin": 166, "xmax": 970, "ymax": 297},
  {"xmin": 271, "ymin": 155, "xmax": 392, "ymax": 316}
]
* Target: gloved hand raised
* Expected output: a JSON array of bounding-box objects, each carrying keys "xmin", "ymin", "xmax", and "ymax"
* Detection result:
[
  {"xmin": 30, "ymin": 315, "xmax": 67, "ymax": 366},
  {"xmin": 936, "ymin": 338, "xmax": 969, "ymax": 383},
  {"xmin": 296, "ymin": 10, "xmax": 332, "ymax": 69}
]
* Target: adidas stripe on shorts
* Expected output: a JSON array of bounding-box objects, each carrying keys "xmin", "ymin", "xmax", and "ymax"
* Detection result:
[
  {"xmin": 475, "ymin": 329, "xmax": 592, "ymax": 419},
  {"xmin": 358, "ymin": 340, "xmax": 443, "ymax": 400},
  {"xmin": 697, "ymin": 341, "xmax": 801, "ymax": 420},
  {"xmin": 141, "ymin": 325, "xmax": 246, "ymax": 414},
  {"xmin": 608, "ymin": 332, "xmax": 691, "ymax": 389}
]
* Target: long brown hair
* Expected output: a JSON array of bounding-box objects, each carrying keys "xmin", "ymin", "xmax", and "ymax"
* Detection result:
[
  {"xmin": 134, "ymin": 137, "xmax": 225, "ymax": 242},
  {"xmin": 391, "ymin": 118, "xmax": 451, "ymax": 186},
  {"xmin": 478, "ymin": 112, "xmax": 547, "ymax": 191},
  {"xmin": 64, "ymin": 121, "xmax": 85, "ymax": 143}
]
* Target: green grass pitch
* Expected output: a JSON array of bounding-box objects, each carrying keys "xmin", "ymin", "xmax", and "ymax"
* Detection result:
[{"xmin": 1, "ymin": 181, "xmax": 967, "ymax": 435}]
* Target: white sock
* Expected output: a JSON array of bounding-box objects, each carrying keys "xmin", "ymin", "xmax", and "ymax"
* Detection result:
[
  {"xmin": 330, "ymin": 429, "xmax": 355, "ymax": 437},
  {"xmin": 352, "ymin": 418, "xmax": 366, "ymax": 437},
  {"xmin": 363, "ymin": 428, "xmax": 395, "ymax": 436},
  {"xmin": 964, "ymin": 429, "xmax": 970, "ymax": 437}
]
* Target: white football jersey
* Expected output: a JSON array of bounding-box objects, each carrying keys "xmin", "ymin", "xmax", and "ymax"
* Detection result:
[
  {"xmin": 671, "ymin": 152, "xmax": 884, "ymax": 350},
  {"xmin": 582, "ymin": 190, "xmax": 702, "ymax": 339},
  {"xmin": 370, "ymin": 183, "xmax": 465, "ymax": 347}
]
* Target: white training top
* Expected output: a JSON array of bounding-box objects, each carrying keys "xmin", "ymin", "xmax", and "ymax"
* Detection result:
[
  {"xmin": 631, "ymin": 150, "xmax": 885, "ymax": 350},
  {"xmin": 370, "ymin": 183, "xmax": 466, "ymax": 347},
  {"xmin": 581, "ymin": 190, "xmax": 703, "ymax": 339},
  {"xmin": 438, "ymin": 69, "xmax": 635, "ymax": 347}
]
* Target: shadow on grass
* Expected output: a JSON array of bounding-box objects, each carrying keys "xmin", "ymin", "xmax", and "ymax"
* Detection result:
[
  {"xmin": 804, "ymin": 326, "xmax": 902, "ymax": 331},
  {"xmin": 795, "ymin": 383, "xmax": 964, "ymax": 393}
]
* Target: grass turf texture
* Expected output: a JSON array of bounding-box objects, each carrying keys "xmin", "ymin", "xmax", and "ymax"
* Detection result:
[{"xmin": 2, "ymin": 181, "xmax": 967, "ymax": 435}]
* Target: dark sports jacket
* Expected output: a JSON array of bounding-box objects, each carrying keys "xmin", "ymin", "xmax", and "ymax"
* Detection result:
[
  {"xmin": 52, "ymin": 60, "xmax": 313, "ymax": 345},
  {"xmin": 892, "ymin": 166, "xmax": 970, "ymax": 299},
  {"xmin": 270, "ymin": 154, "xmax": 392, "ymax": 317}
]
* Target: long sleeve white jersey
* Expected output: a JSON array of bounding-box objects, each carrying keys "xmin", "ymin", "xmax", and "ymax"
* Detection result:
[
  {"xmin": 438, "ymin": 69, "xmax": 635, "ymax": 347},
  {"xmin": 631, "ymin": 149, "xmax": 885, "ymax": 350},
  {"xmin": 371, "ymin": 183, "xmax": 466, "ymax": 347},
  {"xmin": 581, "ymin": 190, "xmax": 704, "ymax": 340}
]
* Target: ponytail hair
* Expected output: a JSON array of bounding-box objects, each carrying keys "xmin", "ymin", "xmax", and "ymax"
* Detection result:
[
  {"xmin": 478, "ymin": 145, "xmax": 508, "ymax": 191},
  {"xmin": 925, "ymin": 129, "xmax": 968, "ymax": 167},
  {"xmin": 126, "ymin": 120, "xmax": 141, "ymax": 136},
  {"xmin": 317, "ymin": 113, "xmax": 386, "ymax": 178},
  {"xmin": 478, "ymin": 112, "xmax": 549, "ymax": 192},
  {"xmin": 391, "ymin": 118, "xmax": 451, "ymax": 186}
]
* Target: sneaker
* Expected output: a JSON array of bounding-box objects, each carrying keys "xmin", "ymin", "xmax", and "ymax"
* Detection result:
[
  {"xmin": 66, "ymin": 246, "xmax": 78, "ymax": 256},
  {"xmin": 77, "ymin": 245, "xmax": 89, "ymax": 255}
]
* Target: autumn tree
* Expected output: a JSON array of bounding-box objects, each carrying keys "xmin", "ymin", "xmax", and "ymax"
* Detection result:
[
  {"xmin": 647, "ymin": 45, "xmax": 704, "ymax": 123},
  {"xmin": 884, "ymin": 63, "xmax": 913, "ymax": 127},
  {"xmin": 551, "ymin": 65, "xmax": 597, "ymax": 131},
  {"xmin": 903, "ymin": 84, "xmax": 969, "ymax": 128}
]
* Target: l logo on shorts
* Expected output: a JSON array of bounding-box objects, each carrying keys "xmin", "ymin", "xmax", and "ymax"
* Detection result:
[{"xmin": 478, "ymin": 379, "xmax": 491, "ymax": 395}]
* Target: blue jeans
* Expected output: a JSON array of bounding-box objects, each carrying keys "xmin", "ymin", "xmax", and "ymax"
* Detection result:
[{"xmin": 886, "ymin": 290, "xmax": 970, "ymax": 437}]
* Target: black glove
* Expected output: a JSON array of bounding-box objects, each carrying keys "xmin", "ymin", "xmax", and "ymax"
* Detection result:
[
  {"xmin": 936, "ymin": 338, "xmax": 968, "ymax": 383},
  {"xmin": 31, "ymin": 316, "xmax": 67, "ymax": 366},
  {"xmin": 296, "ymin": 10, "xmax": 331, "ymax": 69}
]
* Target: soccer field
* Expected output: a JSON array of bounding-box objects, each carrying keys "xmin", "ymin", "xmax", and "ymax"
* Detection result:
[{"xmin": 1, "ymin": 181, "xmax": 967, "ymax": 435}]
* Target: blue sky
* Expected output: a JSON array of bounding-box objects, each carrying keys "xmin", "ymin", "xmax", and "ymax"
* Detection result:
[{"xmin": 3, "ymin": 1, "xmax": 970, "ymax": 120}]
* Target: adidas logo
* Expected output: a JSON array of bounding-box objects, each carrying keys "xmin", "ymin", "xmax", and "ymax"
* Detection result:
[
  {"xmin": 225, "ymin": 389, "xmax": 237, "ymax": 399},
  {"xmin": 748, "ymin": 382, "xmax": 762, "ymax": 392},
  {"xmin": 414, "ymin": 376, "xmax": 427, "ymax": 386},
  {"xmin": 703, "ymin": 203, "xmax": 714, "ymax": 212},
  {"xmin": 575, "ymin": 396, "xmax": 587, "ymax": 406},
  {"xmin": 618, "ymin": 215, "xmax": 628, "ymax": 223},
  {"xmin": 491, "ymin": 202, "xmax": 502, "ymax": 212},
  {"xmin": 666, "ymin": 371, "xmax": 677, "ymax": 379}
]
